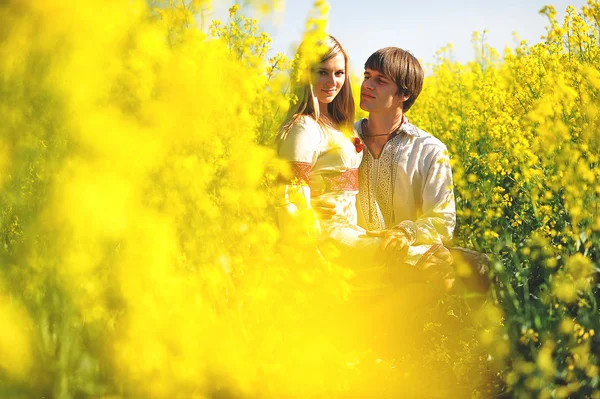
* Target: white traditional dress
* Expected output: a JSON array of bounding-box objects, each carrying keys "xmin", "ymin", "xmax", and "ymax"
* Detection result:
[{"xmin": 277, "ymin": 115, "xmax": 448, "ymax": 294}]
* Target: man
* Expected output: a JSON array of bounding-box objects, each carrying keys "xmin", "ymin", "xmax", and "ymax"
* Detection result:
[
  {"xmin": 354, "ymin": 47, "xmax": 456, "ymax": 287},
  {"xmin": 323, "ymin": 50, "xmax": 484, "ymax": 389}
]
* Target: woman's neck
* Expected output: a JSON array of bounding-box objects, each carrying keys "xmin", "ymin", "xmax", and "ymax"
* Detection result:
[
  {"xmin": 318, "ymin": 103, "xmax": 337, "ymax": 128},
  {"xmin": 319, "ymin": 101, "xmax": 329, "ymax": 117}
]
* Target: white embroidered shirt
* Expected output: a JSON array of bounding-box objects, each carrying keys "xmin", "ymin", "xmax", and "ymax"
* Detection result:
[{"xmin": 355, "ymin": 118, "xmax": 456, "ymax": 245}]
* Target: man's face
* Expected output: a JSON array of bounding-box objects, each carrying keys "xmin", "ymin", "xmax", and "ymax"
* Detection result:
[{"xmin": 360, "ymin": 68, "xmax": 407, "ymax": 113}]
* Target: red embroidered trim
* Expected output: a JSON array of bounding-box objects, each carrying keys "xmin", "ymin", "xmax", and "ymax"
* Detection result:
[
  {"xmin": 287, "ymin": 162, "xmax": 312, "ymax": 184},
  {"xmin": 323, "ymin": 169, "xmax": 359, "ymax": 192}
]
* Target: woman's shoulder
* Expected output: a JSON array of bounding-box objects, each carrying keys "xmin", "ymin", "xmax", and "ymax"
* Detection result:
[
  {"xmin": 286, "ymin": 115, "xmax": 323, "ymax": 138},
  {"xmin": 277, "ymin": 115, "xmax": 325, "ymax": 151},
  {"xmin": 278, "ymin": 115, "xmax": 325, "ymax": 160},
  {"xmin": 294, "ymin": 114, "xmax": 319, "ymax": 129}
]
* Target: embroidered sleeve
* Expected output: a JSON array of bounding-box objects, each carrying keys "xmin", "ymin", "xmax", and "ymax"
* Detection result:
[
  {"xmin": 276, "ymin": 119, "xmax": 322, "ymax": 235},
  {"xmin": 288, "ymin": 162, "xmax": 312, "ymax": 184},
  {"xmin": 277, "ymin": 119, "xmax": 321, "ymax": 185}
]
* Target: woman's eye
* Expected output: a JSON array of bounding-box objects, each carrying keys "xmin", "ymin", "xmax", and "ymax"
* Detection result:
[{"xmin": 335, "ymin": 71, "xmax": 345, "ymax": 77}]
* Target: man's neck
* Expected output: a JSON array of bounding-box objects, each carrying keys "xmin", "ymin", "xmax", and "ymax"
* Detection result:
[
  {"xmin": 366, "ymin": 111, "xmax": 404, "ymax": 136},
  {"xmin": 362, "ymin": 110, "xmax": 404, "ymax": 159}
]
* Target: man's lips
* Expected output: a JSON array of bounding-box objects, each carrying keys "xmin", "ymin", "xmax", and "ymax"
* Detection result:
[{"xmin": 361, "ymin": 92, "xmax": 375, "ymax": 99}]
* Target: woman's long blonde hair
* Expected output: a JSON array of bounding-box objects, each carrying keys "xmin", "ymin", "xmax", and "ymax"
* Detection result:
[{"xmin": 277, "ymin": 35, "xmax": 355, "ymax": 143}]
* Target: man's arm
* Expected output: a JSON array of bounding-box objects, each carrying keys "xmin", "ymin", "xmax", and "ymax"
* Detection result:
[
  {"xmin": 365, "ymin": 145, "xmax": 456, "ymax": 262},
  {"xmin": 393, "ymin": 146, "xmax": 456, "ymax": 245}
]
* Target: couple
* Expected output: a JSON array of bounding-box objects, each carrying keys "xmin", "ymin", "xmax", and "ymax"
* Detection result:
[{"xmin": 277, "ymin": 35, "xmax": 456, "ymax": 295}]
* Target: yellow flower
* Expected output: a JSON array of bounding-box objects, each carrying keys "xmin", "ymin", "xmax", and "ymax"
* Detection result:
[
  {"xmin": 559, "ymin": 319, "xmax": 575, "ymax": 334},
  {"xmin": 565, "ymin": 253, "xmax": 593, "ymax": 281},
  {"xmin": 228, "ymin": 4, "xmax": 240, "ymax": 18},
  {"xmin": 552, "ymin": 276, "xmax": 578, "ymax": 303},
  {"xmin": 537, "ymin": 340, "xmax": 556, "ymax": 379}
]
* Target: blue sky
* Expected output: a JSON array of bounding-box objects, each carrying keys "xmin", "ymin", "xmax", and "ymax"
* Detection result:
[{"xmin": 209, "ymin": 0, "xmax": 587, "ymax": 72}]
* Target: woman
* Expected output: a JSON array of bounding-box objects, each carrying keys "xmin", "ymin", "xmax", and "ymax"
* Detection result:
[{"xmin": 276, "ymin": 35, "xmax": 452, "ymax": 294}]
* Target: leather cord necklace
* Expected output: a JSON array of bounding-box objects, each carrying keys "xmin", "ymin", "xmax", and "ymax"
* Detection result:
[{"xmin": 362, "ymin": 119, "xmax": 402, "ymax": 138}]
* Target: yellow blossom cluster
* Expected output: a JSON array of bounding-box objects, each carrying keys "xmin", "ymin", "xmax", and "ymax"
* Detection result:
[
  {"xmin": 0, "ymin": 0, "xmax": 487, "ymax": 397},
  {"xmin": 410, "ymin": 1, "xmax": 600, "ymax": 396},
  {"xmin": 1, "ymin": 0, "xmax": 599, "ymax": 397},
  {"xmin": 0, "ymin": 0, "xmax": 350, "ymax": 397},
  {"xmin": 413, "ymin": 3, "xmax": 600, "ymax": 253}
]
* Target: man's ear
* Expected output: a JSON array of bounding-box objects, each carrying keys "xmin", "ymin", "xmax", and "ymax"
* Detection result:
[{"xmin": 394, "ymin": 94, "xmax": 410, "ymax": 108}]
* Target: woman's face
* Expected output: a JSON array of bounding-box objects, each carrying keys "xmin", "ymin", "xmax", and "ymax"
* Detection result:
[{"xmin": 313, "ymin": 52, "xmax": 346, "ymax": 105}]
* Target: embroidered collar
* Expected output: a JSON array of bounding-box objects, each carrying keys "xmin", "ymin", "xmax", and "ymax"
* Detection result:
[
  {"xmin": 399, "ymin": 121, "xmax": 420, "ymax": 137},
  {"xmin": 358, "ymin": 117, "xmax": 420, "ymax": 138}
]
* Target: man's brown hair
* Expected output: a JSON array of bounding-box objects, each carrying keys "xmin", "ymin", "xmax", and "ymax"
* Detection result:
[{"xmin": 364, "ymin": 47, "xmax": 424, "ymax": 112}]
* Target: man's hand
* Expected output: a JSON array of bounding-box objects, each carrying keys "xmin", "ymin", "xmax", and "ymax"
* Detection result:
[
  {"xmin": 363, "ymin": 229, "xmax": 411, "ymax": 264},
  {"xmin": 417, "ymin": 248, "xmax": 455, "ymax": 291},
  {"xmin": 311, "ymin": 198, "xmax": 337, "ymax": 220}
]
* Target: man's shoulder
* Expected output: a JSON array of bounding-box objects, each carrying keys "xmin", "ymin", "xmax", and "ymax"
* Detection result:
[
  {"xmin": 409, "ymin": 125, "xmax": 448, "ymax": 152},
  {"xmin": 353, "ymin": 118, "xmax": 366, "ymax": 133}
]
